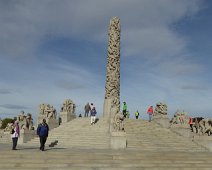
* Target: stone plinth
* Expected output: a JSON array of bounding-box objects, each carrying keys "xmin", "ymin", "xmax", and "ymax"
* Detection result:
[
  {"xmin": 37, "ymin": 115, "xmax": 58, "ymax": 130},
  {"xmin": 153, "ymin": 115, "xmax": 170, "ymax": 128},
  {"xmin": 47, "ymin": 118, "xmax": 59, "ymax": 130},
  {"xmin": 60, "ymin": 111, "xmax": 76, "ymax": 124},
  {"xmin": 18, "ymin": 129, "xmax": 36, "ymax": 144},
  {"xmin": 110, "ymin": 131, "xmax": 127, "ymax": 149}
]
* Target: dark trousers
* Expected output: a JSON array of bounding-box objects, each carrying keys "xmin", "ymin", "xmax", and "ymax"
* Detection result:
[
  {"xmin": 136, "ymin": 116, "xmax": 139, "ymax": 119},
  {"xmin": 39, "ymin": 136, "xmax": 47, "ymax": 151},
  {"xmin": 12, "ymin": 137, "xmax": 18, "ymax": 150},
  {"xmin": 189, "ymin": 124, "xmax": 193, "ymax": 132},
  {"xmin": 123, "ymin": 110, "xmax": 127, "ymax": 118},
  {"xmin": 84, "ymin": 111, "xmax": 89, "ymax": 117}
]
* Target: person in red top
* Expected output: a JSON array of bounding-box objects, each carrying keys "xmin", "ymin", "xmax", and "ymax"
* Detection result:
[
  {"xmin": 188, "ymin": 117, "xmax": 193, "ymax": 132},
  {"xmin": 147, "ymin": 106, "xmax": 153, "ymax": 122}
]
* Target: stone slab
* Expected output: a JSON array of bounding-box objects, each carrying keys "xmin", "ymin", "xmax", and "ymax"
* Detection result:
[
  {"xmin": 60, "ymin": 111, "xmax": 76, "ymax": 124},
  {"xmin": 18, "ymin": 129, "xmax": 36, "ymax": 144},
  {"xmin": 110, "ymin": 131, "xmax": 127, "ymax": 149}
]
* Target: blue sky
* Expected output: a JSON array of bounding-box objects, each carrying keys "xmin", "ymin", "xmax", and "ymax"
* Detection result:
[{"xmin": 0, "ymin": 0, "xmax": 212, "ymax": 120}]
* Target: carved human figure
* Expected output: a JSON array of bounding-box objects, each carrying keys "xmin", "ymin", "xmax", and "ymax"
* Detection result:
[
  {"xmin": 60, "ymin": 99, "xmax": 75, "ymax": 114},
  {"xmin": 26, "ymin": 113, "xmax": 34, "ymax": 130},
  {"xmin": 39, "ymin": 104, "xmax": 45, "ymax": 115},
  {"xmin": 154, "ymin": 102, "xmax": 168, "ymax": 116},
  {"xmin": 38, "ymin": 103, "xmax": 57, "ymax": 120},
  {"xmin": 113, "ymin": 111, "xmax": 124, "ymax": 131},
  {"xmin": 18, "ymin": 111, "xmax": 25, "ymax": 121}
]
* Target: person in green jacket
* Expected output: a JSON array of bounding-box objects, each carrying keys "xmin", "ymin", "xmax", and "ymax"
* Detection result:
[
  {"xmin": 122, "ymin": 102, "xmax": 127, "ymax": 118},
  {"xmin": 135, "ymin": 110, "xmax": 139, "ymax": 119}
]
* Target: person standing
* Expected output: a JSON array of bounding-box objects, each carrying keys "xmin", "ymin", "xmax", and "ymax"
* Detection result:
[
  {"xmin": 122, "ymin": 102, "xmax": 127, "ymax": 118},
  {"xmin": 90, "ymin": 107, "xmax": 97, "ymax": 125},
  {"xmin": 84, "ymin": 102, "xmax": 91, "ymax": 117},
  {"xmin": 11, "ymin": 120, "xmax": 20, "ymax": 150},
  {"xmin": 147, "ymin": 106, "xmax": 153, "ymax": 122},
  {"xmin": 135, "ymin": 110, "xmax": 139, "ymax": 119},
  {"xmin": 37, "ymin": 119, "xmax": 49, "ymax": 151},
  {"xmin": 188, "ymin": 117, "xmax": 193, "ymax": 132}
]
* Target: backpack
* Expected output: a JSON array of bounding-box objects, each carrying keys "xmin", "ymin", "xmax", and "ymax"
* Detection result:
[{"xmin": 10, "ymin": 128, "xmax": 15, "ymax": 134}]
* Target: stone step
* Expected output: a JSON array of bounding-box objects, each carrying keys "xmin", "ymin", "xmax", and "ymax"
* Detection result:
[
  {"xmin": 124, "ymin": 119, "xmax": 208, "ymax": 151},
  {"xmin": 0, "ymin": 149, "xmax": 211, "ymax": 170}
]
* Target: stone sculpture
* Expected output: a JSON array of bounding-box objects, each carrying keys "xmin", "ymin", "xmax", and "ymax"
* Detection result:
[
  {"xmin": 17, "ymin": 111, "xmax": 34, "ymax": 130},
  {"xmin": 103, "ymin": 17, "xmax": 123, "ymax": 131},
  {"xmin": 170, "ymin": 110, "xmax": 188, "ymax": 126},
  {"xmin": 197, "ymin": 118, "xmax": 212, "ymax": 136},
  {"xmin": 38, "ymin": 104, "xmax": 57, "ymax": 119},
  {"xmin": 169, "ymin": 110, "xmax": 190, "ymax": 130},
  {"xmin": 37, "ymin": 103, "xmax": 58, "ymax": 130},
  {"xmin": 154, "ymin": 102, "xmax": 168, "ymax": 116},
  {"xmin": 113, "ymin": 111, "xmax": 124, "ymax": 131},
  {"xmin": 59, "ymin": 99, "xmax": 76, "ymax": 124},
  {"xmin": 61, "ymin": 99, "xmax": 75, "ymax": 113},
  {"xmin": 4, "ymin": 122, "xmax": 13, "ymax": 133}
]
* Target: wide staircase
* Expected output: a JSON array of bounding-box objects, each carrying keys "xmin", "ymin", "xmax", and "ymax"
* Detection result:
[
  {"xmin": 0, "ymin": 118, "xmax": 212, "ymax": 169},
  {"xmin": 24, "ymin": 117, "xmax": 110, "ymax": 149},
  {"xmin": 125, "ymin": 119, "xmax": 207, "ymax": 152}
]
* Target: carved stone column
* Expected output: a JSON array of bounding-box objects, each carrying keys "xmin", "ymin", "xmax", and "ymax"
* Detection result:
[
  {"xmin": 103, "ymin": 17, "xmax": 121, "ymax": 121},
  {"xmin": 103, "ymin": 17, "xmax": 126, "ymax": 149}
]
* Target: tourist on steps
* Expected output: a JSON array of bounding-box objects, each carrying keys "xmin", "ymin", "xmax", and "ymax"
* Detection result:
[
  {"xmin": 37, "ymin": 119, "xmax": 49, "ymax": 151},
  {"xmin": 90, "ymin": 107, "xmax": 97, "ymax": 125},
  {"xmin": 147, "ymin": 106, "xmax": 154, "ymax": 122},
  {"xmin": 11, "ymin": 120, "xmax": 20, "ymax": 150},
  {"xmin": 84, "ymin": 102, "xmax": 91, "ymax": 117},
  {"xmin": 122, "ymin": 102, "xmax": 127, "ymax": 118},
  {"xmin": 188, "ymin": 117, "xmax": 193, "ymax": 132},
  {"xmin": 135, "ymin": 110, "xmax": 139, "ymax": 119}
]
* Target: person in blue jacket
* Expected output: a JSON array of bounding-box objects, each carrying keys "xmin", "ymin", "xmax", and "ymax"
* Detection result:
[{"xmin": 37, "ymin": 119, "xmax": 49, "ymax": 151}]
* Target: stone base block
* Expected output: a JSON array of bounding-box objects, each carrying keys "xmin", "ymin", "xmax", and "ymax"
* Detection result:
[
  {"xmin": 18, "ymin": 129, "xmax": 36, "ymax": 144},
  {"xmin": 47, "ymin": 119, "xmax": 59, "ymax": 130},
  {"xmin": 60, "ymin": 111, "xmax": 76, "ymax": 124},
  {"xmin": 153, "ymin": 116, "xmax": 170, "ymax": 128},
  {"xmin": 110, "ymin": 131, "xmax": 127, "ymax": 149},
  {"xmin": 37, "ymin": 115, "xmax": 58, "ymax": 130}
]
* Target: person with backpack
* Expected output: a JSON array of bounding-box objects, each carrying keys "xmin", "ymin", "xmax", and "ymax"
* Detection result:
[
  {"xmin": 37, "ymin": 119, "xmax": 49, "ymax": 151},
  {"xmin": 90, "ymin": 107, "xmax": 97, "ymax": 125},
  {"xmin": 11, "ymin": 120, "xmax": 20, "ymax": 150}
]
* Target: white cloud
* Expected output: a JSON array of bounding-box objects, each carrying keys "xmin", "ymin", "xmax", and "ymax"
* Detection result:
[{"xmin": 0, "ymin": 0, "xmax": 204, "ymax": 59}]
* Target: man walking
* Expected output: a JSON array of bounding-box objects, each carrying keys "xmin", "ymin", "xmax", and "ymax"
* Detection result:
[
  {"xmin": 84, "ymin": 102, "xmax": 91, "ymax": 117},
  {"xmin": 147, "ymin": 106, "xmax": 153, "ymax": 122},
  {"xmin": 37, "ymin": 119, "xmax": 49, "ymax": 151}
]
